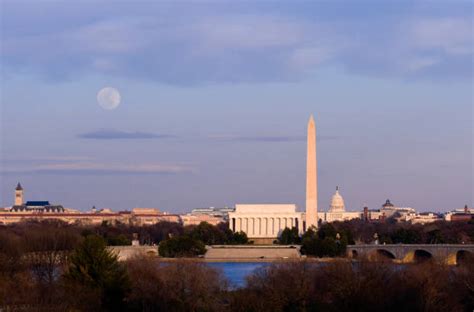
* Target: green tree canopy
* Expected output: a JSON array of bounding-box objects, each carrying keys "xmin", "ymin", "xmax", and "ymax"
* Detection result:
[
  {"xmin": 278, "ymin": 227, "xmax": 301, "ymax": 245},
  {"xmin": 189, "ymin": 222, "xmax": 227, "ymax": 245},
  {"xmin": 65, "ymin": 235, "xmax": 130, "ymax": 311},
  {"xmin": 159, "ymin": 235, "xmax": 206, "ymax": 258}
]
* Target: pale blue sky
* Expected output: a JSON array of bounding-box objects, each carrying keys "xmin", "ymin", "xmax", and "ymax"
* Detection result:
[{"xmin": 1, "ymin": 1, "xmax": 472, "ymax": 213}]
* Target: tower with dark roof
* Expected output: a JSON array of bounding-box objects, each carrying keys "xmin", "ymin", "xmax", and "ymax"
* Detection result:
[
  {"xmin": 382, "ymin": 199, "xmax": 394, "ymax": 208},
  {"xmin": 15, "ymin": 183, "xmax": 24, "ymax": 206}
]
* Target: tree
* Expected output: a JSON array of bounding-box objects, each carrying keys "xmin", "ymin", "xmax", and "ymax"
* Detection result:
[
  {"xmin": 146, "ymin": 221, "xmax": 184, "ymax": 245},
  {"xmin": 127, "ymin": 257, "xmax": 227, "ymax": 311},
  {"xmin": 158, "ymin": 235, "xmax": 206, "ymax": 258},
  {"xmin": 230, "ymin": 231, "xmax": 249, "ymax": 244},
  {"xmin": 65, "ymin": 235, "xmax": 130, "ymax": 311},
  {"xmin": 189, "ymin": 222, "xmax": 226, "ymax": 245},
  {"xmin": 391, "ymin": 228, "xmax": 422, "ymax": 244},
  {"xmin": 278, "ymin": 227, "xmax": 301, "ymax": 245},
  {"xmin": 317, "ymin": 223, "xmax": 337, "ymax": 240},
  {"xmin": 24, "ymin": 225, "xmax": 81, "ymax": 287},
  {"xmin": 107, "ymin": 234, "xmax": 131, "ymax": 246},
  {"xmin": 186, "ymin": 222, "xmax": 248, "ymax": 245},
  {"xmin": 300, "ymin": 226, "xmax": 347, "ymax": 257}
]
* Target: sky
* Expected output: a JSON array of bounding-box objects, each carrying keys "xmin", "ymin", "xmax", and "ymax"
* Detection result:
[{"xmin": 0, "ymin": 1, "xmax": 472, "ymax": 213}]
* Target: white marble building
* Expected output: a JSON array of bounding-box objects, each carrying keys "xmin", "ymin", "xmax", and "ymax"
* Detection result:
[
  {"xmin": 321, "ymin": 187, "xmax": 361, "ymax": 223},
  {"xmin": 228, "ymin": 204, "xmax": 304, "ymax": 240}
]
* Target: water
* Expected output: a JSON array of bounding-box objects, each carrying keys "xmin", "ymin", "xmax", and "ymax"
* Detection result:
[{"xmin": 207, "ymin": 262, "xmax": 268, "ymax": 288}]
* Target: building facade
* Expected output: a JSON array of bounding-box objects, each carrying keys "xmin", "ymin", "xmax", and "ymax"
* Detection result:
[
  {"xmin": 190, "ymin": 207, "xmax": 235, "ymax": 220},
  {"xmin": 228, "ymin": 204, "xmax": 304, "ymax": 242},
  {"xmin": 362, "ymin": 199, "xmax": 416, "ymax": 222},
  {"xmin": 180, "ymin": 214, "xmax": 225, "ymax": 226},
  {"xmin": 445, "ymin": 205, "xmax": 474, "ymax": 222},
  {"xmin": 0, "ymin": 184, "xmax": 182, "ymax": 226}
]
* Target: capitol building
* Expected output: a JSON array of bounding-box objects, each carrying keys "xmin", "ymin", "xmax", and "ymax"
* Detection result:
[{"xmin": 320, "ymin": 187, "xmax": 361, "ymax": 223}]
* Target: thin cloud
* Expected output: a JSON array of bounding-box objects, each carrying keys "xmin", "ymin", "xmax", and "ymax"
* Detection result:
[
  {"xmin": 78, "ymin": 129, "xmax": 175, "ymax": 140},
  {"xmin": 1, "ymin": 156, "xmax": 93, "ymax": 163},
  {"xmin": 3, "ymin": 3, "xmax": 470, "ymax": 83},
  {"xmin": 1, "ymin": 162, "xmax": 194, "ymax": 175}
]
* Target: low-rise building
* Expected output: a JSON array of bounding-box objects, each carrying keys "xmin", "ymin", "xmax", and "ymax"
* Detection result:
[
  {"xmin": 445, "ymin": 205, "xmax": 474, "ymax": 222},
  {"xmin": 180, "ymin": 214, "xmax": 225, "ymax": 226},
  {"xmin": 409, "ymin": 212, "xmax": 443, "ymax": 224},
  {"xmin": 190, "ymin": 207, "xmax": 235, "ymax": 220},
  {"xmin": 0, "ymin": 183, "xmax": 181, "ymax": 226},
  {"xmin": 362, "ymin": 199, "xmax": 416, "ymax": 222}
]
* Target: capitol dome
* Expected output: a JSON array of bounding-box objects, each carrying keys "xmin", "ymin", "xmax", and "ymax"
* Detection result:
[{"xmin": 329, "ymin": 186, "xmax": 345, "ymax": 212}]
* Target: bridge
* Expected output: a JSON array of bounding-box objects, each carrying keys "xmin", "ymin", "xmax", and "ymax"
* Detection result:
[{"xmin": 347, "ymin": 244, "xmax": 474, "ymax": 265}]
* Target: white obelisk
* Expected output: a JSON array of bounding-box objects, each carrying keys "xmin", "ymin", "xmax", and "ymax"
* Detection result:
[{"xmin": 306, "ymin": 115, "xmax": 318, "ymax": 229}]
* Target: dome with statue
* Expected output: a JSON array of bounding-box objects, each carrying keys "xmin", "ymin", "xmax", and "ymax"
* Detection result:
[{"xmin": 329, "ymin": 186, "xmax": 345, "ymax": 213}]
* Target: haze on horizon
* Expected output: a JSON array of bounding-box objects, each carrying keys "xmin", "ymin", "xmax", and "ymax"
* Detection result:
[{"xmin": 0, "ymin": 1, "xmax": 472, "ymax": 213}]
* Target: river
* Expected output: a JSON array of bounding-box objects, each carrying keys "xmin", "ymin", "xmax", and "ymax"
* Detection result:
[{"xmin": 207, "ymin": 262, "xmax": 269, "ymax": 287}]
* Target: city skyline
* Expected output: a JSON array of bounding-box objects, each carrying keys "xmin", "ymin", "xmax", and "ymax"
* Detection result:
[{"xmin": 1, "ymin": 1, "xmax": 472, "ymax": 212}]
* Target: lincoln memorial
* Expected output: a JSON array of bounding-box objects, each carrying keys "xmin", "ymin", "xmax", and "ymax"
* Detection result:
[{"xmin": 228, "ymin": 204, "xmax": 304, "ymax": 243}]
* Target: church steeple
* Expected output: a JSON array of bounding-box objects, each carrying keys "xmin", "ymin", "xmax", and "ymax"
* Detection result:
[{"xmin": 15, "ymin": 183, "xmax": 24, "ymax": 206}]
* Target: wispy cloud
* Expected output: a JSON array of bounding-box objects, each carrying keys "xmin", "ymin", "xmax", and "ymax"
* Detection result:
[
  {"xmin": 78, "ymin": 129, "xmax": 175, "ymax": 140},
  {"xmin": 1, "ymin": 162, "xmax": 194, "ymax": 175},
  {"xmin": 2, "ymin": 3, "xmax": 472, "ymax": 82},
  {"xmin": 1, "ymin": 156, "xmax": 93, "ymax": 163}
]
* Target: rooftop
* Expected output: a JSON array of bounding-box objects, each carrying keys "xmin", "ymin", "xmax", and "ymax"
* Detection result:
[{"xmin": 25, "ymin": 201, "xmax": 51, "ymax": 207}]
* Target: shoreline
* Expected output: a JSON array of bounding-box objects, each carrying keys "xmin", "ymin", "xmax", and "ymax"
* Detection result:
[{"xmin": 154, "ymin": 257, "xmax": 351, "ymax": 263}]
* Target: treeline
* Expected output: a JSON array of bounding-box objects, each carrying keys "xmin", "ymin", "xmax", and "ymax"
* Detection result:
[
  {"xmin": 279, "ymin": 219, "xmax": 474, "ymax": 246},
  {"xmin": 2, "ymin": 219, "xmax": 473, "ymax": 260},
  {"xmin": 278, "ymin": 225, "xmax": 349, "ymax": 257},
  {"xmin": 159, "ymin": 222, "xmax": 248, "ymax": 257},
  {"xmin": 0, "ymin": 220, "xmax": 248, "ymax": 259},
  {"xmin": 278, "ymin": 220, "xmax": 474, "ymax": 258},
  {"xmin": 85, "ymin": 220, "xmax": 248, "ymax": 247},
  {"xmin": 330, "ymin": 219, "xmax": 474, "ymax": 244},
  {"xmin": 232, "ymin": 260, "xmax": 474, "ymax": 312},
  {"xmin": 1, "ymin": 232, "xmax": 473, "ymax": 311}
]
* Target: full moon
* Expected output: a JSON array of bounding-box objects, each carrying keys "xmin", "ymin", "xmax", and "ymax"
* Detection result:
[{"xmin": 97, "ymin": 87, "xmax": 121, "ymax": 110}]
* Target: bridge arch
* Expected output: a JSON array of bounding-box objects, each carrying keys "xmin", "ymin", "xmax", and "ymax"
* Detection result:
[
  {"xmin": 348, "ymin": 244, "xmax": 474, "ymax": 265},
  {"xmin": 402, "ymin": 249, "xmax": 433, "ymax": 263},
  {"xmin": 368, "ymin": 249, "xmax": 396, "ymax": 262},
  {"xmin": 413, "ymin": 249, "xmax": 433, "ymax": 263}
]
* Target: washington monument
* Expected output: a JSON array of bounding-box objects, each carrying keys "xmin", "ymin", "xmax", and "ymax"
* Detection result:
[{"xmin": 306, "ymin": 115, "xmax": 318, "ymax": 228}]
